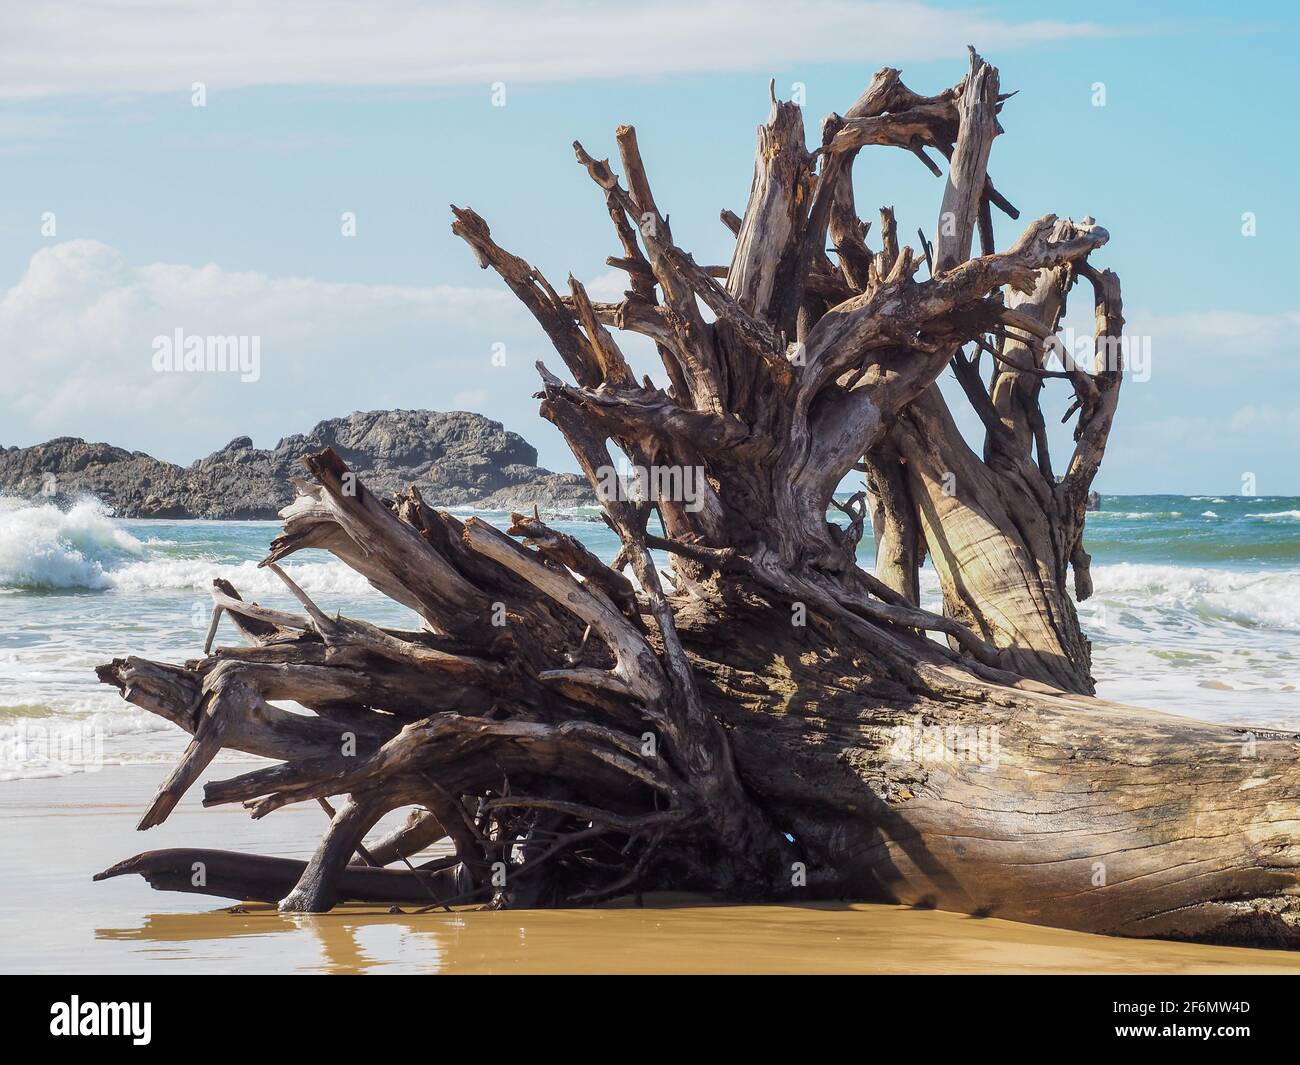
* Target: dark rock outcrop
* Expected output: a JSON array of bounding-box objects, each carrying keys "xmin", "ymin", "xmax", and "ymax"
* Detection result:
[{"xmin": 0, "ymin": 411, "xmax": 594, "ymax": 519}]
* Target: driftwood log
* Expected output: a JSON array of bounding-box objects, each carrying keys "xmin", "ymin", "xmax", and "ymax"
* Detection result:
[{"xmin": 96, "ymin": 50, "xmax": 1300, "ymax": 947}]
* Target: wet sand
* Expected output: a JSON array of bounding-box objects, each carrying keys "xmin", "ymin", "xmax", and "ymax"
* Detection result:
[{"xmin": 5, "ymin": 764, "xmax": 1300, "ymax": 975}]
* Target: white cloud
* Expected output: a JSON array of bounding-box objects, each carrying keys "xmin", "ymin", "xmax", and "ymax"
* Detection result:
[
  {"xmin": 1227, "ymin": 404, "xmax": 1300, "ymax": 433},
  {"xmin": 1055, "ymin": 303, "xmax": 1300, "ymax": 369},
  {"xmin": 0, "ymin": 239, "xmax": 541, "ymax": 461},
  {"xmin": 584, "ymin": 270, "xmax": 632, "ymax": 302},
  {"xmin": 0, "ymin": 1, "xmax": 1114, "ymax": 99},
  {"xmin": 1132, "ymin": 309, "xmax": 1300, "ymax": 357}
]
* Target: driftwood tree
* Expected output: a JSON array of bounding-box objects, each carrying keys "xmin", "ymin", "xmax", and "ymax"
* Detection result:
[{"xmin": 97, "ymin": 51, "xmax": 1300, "ymax": 947}]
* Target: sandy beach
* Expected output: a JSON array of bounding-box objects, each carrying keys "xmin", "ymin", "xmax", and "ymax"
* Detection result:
[{"xmin": 2, "ymin": 763, "xmax": 1299, "ymax": 975}]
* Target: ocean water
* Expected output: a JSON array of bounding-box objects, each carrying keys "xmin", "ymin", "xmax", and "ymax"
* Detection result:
[{"xmin": 1, "ymin": 493, "xmax": 1298, "ymax": 780}]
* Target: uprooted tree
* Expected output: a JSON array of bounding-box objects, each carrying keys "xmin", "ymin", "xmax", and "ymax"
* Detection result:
[{"xmin": 96, "ymin": 50, "xmax": 1300, "ymax": 946}]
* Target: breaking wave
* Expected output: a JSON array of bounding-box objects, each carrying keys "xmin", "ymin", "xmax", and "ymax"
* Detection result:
[
  {"xmin": 0, "ymin": 496, "xmax": 150, "ymax": 590},
  {"xmin": 1088, "ymin": 562, "xmax": 1300, "ymax": 632},
  {"xmin": 0, "ymin": 495, "xmax": 370, "ymax": 594}
]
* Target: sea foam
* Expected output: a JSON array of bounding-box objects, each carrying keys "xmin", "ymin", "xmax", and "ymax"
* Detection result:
[
  {"xmin": 0, "ymin": 496, "xmax": 149, "ymax": 590},
  {"xmin": 105, "ymin": 557, "xmax": 374, "ymax": 595},
  {"xmin": 1088, "ymin": 562, "xmax": 1300, "ymax": 631},
  {"xmin": 0, "ymin": 495, "xmax": 371, "ymax": 595}
]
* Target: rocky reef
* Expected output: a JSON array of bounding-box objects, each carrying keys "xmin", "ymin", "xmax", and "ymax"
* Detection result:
[{"xmin": 0, "ymin": 410, "xmax": 594, "ymax": 518}]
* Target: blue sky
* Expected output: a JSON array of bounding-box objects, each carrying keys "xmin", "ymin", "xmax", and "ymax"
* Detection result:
[{"xmin": 0, "ymin": 0, "xmax": 1296, "ymax": 494}]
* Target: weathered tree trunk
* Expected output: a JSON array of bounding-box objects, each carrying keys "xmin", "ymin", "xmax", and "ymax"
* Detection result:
[{"xmin": 95, "ymin": 49, "xmax": 1300, "ymax": 947}]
